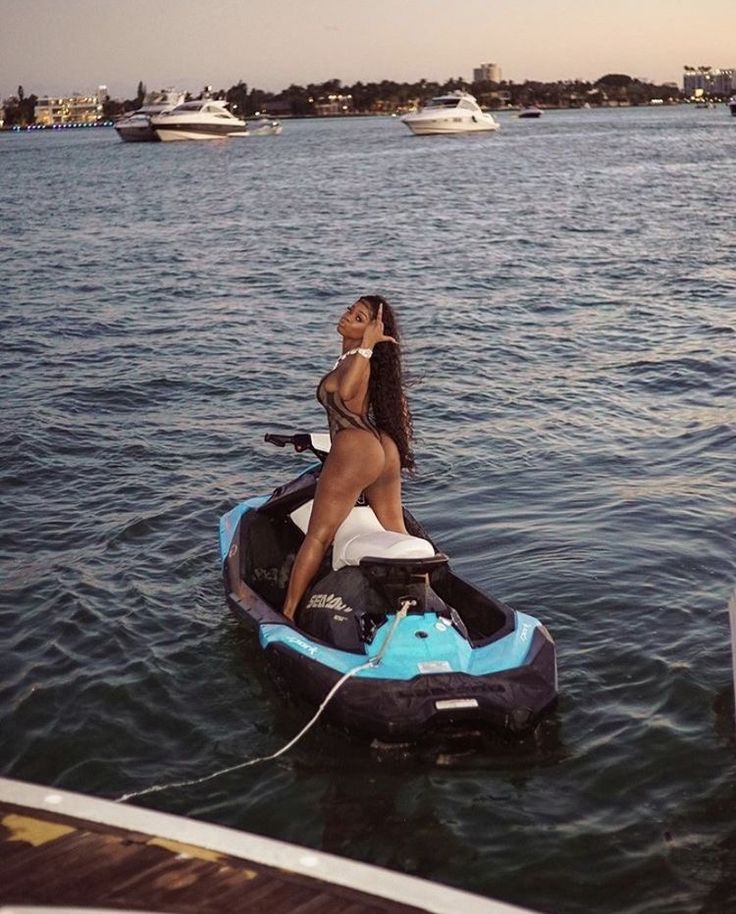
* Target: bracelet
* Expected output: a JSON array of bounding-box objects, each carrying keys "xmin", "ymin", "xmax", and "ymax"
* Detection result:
[{"xmin": 357, "ymin": 347, "xmax": 373, "ymax": 359}]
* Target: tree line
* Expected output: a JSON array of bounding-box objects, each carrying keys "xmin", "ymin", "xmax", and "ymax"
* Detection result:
[
  {"xmin": 199, "ymin": 73, "xmax": 686, "ymax": 115},
  {"xmin": 1, "ymin": 73, "xmax": 697, "ymax": 126}
]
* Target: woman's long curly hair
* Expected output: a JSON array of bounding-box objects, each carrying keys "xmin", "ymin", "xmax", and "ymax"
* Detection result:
[{"xmin": 360, "ymin": 294, "xmax": 415, "ymax": 473}]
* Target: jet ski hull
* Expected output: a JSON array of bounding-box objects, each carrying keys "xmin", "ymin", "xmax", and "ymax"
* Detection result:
[{"xmin": 220, "ymin": 441, "xmax": 558, "ymax": 741}]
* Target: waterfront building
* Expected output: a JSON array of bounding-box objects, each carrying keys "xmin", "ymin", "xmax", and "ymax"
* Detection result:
[
  {"xmin": 314, "ymin": 93, "xmax": 353, "ymax": 115},
  {"xmin": 473, "ymin": 62, "xmax": 502, "ymax": 83},
  {"xmin": 682, "ymin": 66, "xmax": 736, "ymax": 96},
  {"xmin": 34, "ymin": 89, "xmax": 105, "ymax": 126}
]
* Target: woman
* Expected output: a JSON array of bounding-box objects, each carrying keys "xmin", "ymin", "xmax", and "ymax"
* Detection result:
[{"xmin": 282, "ymin": 294, "xmax": 415, "ymax": 622}]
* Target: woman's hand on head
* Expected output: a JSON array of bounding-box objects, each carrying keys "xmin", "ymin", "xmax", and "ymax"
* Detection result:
[{"xmin": 362, "ymin": 303, "xmax": 397, "ymax": 350}]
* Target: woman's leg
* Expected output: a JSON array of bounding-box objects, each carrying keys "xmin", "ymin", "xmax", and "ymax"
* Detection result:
[
  {"xmin": 282, "ymin": 431, "xmax": 385, "ymax": 620},
  {"xmin": 364, "ymin": 432, "xmax": 407, "ymax": 534}
]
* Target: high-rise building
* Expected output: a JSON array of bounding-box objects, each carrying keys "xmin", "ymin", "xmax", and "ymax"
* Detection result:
[
  {"xmin": 473, "ymin": 62, "xmax": 502, "ymax": 84},
  {"xmin": 682, "ymin": 66, "xmax": 735, "ymax": 95}
]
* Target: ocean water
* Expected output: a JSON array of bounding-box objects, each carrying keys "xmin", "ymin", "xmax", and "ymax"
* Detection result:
[{"xmin": 1, "ymin": 106, "xmax": 735, "ymax": 914}]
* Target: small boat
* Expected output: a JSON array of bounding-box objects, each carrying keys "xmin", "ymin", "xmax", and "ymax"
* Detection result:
[
  {"xmin": 114, "ymin": 90, "xmax": 185, "ymax": 142},
  {"xmin": 220, "ymin": 432, "xmax": 558, "ymax": 742},
  {"xmin": 518, "ymin": 106, "xmax": 543, "ymax": 119},
  {"xmin": 150, "ymin": 99, "xmax": 248, "ymax": 141},
  {"xmin": 401, "ymin": 91, "xmax": 500, "ymax": 135},
  {"xmin": 729, "ymin": 96, "xmax": 736, "ymax": 117},
  {"xmin": 246, "ymin": 116, "xmax": 283, "ymax": 136}
]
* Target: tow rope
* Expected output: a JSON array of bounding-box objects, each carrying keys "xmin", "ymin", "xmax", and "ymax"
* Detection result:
[{"xmin": 116, "ymin": 599, "xmax": 415, "ymax": 803}]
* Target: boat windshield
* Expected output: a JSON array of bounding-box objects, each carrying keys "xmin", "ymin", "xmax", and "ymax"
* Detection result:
[
  {"xmin": 425, "ymin": 97, "xmax": 461, "ymax": 108},
  {"xmin": 200, "ymin": 103, "xmax": 234, "ymax": 117}
]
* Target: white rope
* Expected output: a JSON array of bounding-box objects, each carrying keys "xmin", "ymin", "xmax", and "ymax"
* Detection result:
[{"xmin": 116, "ymin": 600, "xmax": 414, "ymax": 803}]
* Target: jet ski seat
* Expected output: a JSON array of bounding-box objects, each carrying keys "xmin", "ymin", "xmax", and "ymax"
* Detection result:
[{"xmin": 289, "ymin": 502, "xmax": 436, "ymax": 570}]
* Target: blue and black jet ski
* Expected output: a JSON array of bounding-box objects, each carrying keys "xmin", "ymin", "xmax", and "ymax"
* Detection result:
[{"xmin": 219, "ymin": 433, "xmax": 558, "ymax": 741}]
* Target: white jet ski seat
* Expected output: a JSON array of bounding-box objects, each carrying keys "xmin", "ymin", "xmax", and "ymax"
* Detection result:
[{"xmin": 290, "ymin": 502, "xmax": 435, "ymax": 571}]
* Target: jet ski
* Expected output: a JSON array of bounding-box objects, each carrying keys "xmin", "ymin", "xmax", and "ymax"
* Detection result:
[{"xmin": 219, "ymin": 433, "xmax": 558, "ymax": 741}]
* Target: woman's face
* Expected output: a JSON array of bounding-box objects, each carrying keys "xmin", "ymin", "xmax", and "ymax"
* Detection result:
[{"xmin": 337, "ymin": 298, "xmax": 374, "ymax": 340}]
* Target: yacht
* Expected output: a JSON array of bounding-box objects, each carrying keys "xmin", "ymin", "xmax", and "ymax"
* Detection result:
[
  {"xmin": 400, "ymin": 91, "xmax": 499, "ymax": 135},
  {"xmin": 114, "ymin": 90, "xmax": 185, "ymax": 142},
  {"xmin": 150, "ymin": 99, "xmax": 248, "ymax": 141},
  {"xmin": 518, "ymin": 105, "xmax": 543, "ymax": 119}
]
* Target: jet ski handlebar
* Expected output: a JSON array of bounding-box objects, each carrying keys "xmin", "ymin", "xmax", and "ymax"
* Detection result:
[
  {"xmin": 265, "ymin": 432, "xmax": 310, "ymax": 451},
  {"xmin": 264, "ymin": 432, "xmax": 330, "ymax": 459}
]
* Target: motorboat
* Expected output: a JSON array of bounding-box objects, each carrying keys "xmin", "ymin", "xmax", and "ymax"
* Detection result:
[
  {"xmin": 245, "ymin": 116, "xmax": 283, "ymax": 136},
  {"xmin": 115, "ymin": 109, "xmax": 163, "ymax": 142},
  {"xmin": 518, "ymin": 106, "xmax": 543, "ymax": 119},
  {"xmin": 150, "ymin": 99, "xmax": 248, "ymax": 141},
  {"xmin": 219, "ymin": 432, "xmax": 558, "ymax": 742},
  {"xmin": 114, "ymin": 90, "xmax": 185, "ymax": 142},
  {"xmin": 400, "ymin": 91, "xmax": 500, "ymax": 135},
  {"xmin": 729, "ymin": 96, "xmax": 736, "ymax": 117}
]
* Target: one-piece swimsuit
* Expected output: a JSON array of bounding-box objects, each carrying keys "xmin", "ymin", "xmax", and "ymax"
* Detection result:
[{"xmin": 316, "ymin": 370, "xmax": 380, "ymax": 441}]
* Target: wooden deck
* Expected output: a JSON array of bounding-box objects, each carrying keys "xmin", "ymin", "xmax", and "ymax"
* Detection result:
[{"xmin": 0, "ymin": 778, "xmax": 539, "ymax": 914}]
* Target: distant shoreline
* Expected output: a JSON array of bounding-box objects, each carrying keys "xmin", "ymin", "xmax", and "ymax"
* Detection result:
[
  {"xmin": 2, "ymin": 100, "xmax": 731, "ymax": 133},
  {"xmin": 0, "ymin": 121, "xmax": 115, "ymax": 133}
]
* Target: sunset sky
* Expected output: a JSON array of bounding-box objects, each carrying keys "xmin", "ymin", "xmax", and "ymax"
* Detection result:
[{"xmin": 2, "ymin": 0, "xmax": 735, "ymax": 99}]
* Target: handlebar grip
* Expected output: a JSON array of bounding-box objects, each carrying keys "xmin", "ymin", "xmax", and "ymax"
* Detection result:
[{"xmin": 264, "ymin": 432, "xmax": 312, "ymax": 453}]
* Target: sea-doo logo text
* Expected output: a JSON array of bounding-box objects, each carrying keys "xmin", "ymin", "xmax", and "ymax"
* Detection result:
[{"xmin": 306, "ymin": 593, "xmax": 353, "ymax": 613}]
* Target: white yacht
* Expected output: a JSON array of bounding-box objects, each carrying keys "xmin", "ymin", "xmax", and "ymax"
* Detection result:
[
  {"xmin": 114, "ymin": 90, "xmax": 185, "ymax": 142},
  {"xmin": 400, "ymin": 91, "xmax": 499, "ymax": 135},
  {"xmin": 150, "ymin": 99, "xmax": 248, "ymax": 141}
]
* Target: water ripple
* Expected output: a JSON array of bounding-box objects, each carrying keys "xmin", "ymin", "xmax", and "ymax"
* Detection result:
[{"xmin": 1, "ymin": 108, "xmax": 734, "ymax": 914}]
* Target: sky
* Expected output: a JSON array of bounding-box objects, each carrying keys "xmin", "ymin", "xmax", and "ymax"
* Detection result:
[{"xmin": 2, "ymin": 0, "xmax": 735, "ymax": 99}]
